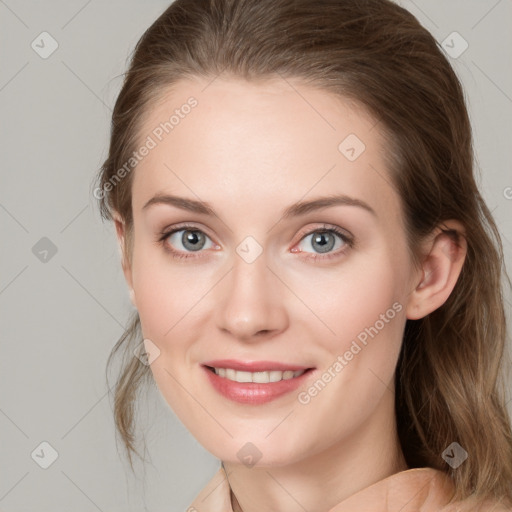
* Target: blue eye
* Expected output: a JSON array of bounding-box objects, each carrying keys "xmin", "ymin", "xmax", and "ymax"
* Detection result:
[
  {"xmin": 158, "ymin": 223, "xmax": 354, "ymax": 261},
  {"xmin": 292, "ymin": 225, "xmax": 354, "ymax": 262},
  {"xmin": 297, "ymin": 229, "xmax": 349, "ymax": 254},
  {"xmin": 159, "ymin": 227, "xmax": 216, "ymax": 259}
]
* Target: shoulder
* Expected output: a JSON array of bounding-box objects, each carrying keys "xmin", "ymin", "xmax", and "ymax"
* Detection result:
[
  {"xmin": 381, "ymin": 467, "xmax": 512, "ymax": 512},
  {"xmin": 402, "ymin": 468, "xmax": 512, "ymax": 512},
  {"xmin": 337, "ymin": 466, "xmax": 511, "ymax": 512},
  {"xmin": 439, "ymin": 497, "xmax": 512, "ymax": 512}
]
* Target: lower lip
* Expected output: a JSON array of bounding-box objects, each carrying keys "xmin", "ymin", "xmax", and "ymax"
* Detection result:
[{"xmin": 202, "ymin": 366, "xmax": 314, "ymax": 404}]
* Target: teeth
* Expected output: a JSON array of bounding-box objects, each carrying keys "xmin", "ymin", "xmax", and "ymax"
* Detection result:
[{"xmin": 212, "ymin": 367, "xmax": 306, "ymax": 383}]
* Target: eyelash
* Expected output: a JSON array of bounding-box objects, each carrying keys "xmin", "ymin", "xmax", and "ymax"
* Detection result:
[{"xmin": 157, "ymin": 223, "xmax": 354, "ymax": 262}]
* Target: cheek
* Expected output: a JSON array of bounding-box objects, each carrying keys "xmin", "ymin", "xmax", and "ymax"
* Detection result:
[
  {"xmin": 289, "ymin": 262, "xmax": 406, "ymax": 443},
  {"xmin": 131, "ymin": 247, "xmax": 216, "ymax": 349},
  {"xmin": 292, "ymin": 254, "xmax": 404, "ymax": 351},
  {"xmin": 288, "ymin": 250, "xmax": 408, "ymax": 422},
  {"xmin": 131, "ymin": 253, "xmax": 209, "ymax": 420}
]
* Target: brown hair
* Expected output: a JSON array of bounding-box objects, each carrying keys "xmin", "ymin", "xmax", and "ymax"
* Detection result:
[{"xmin": 95, "ymin": 0, "xmax": 512, "ymax": 504}]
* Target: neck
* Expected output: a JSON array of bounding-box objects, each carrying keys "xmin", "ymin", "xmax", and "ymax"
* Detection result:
[{"xmin": 223, "ymin": 391, "xmax": 407, "ymax": 512}]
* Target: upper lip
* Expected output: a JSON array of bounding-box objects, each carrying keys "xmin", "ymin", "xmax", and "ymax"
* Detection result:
[{"xmin": 203, "ymin": 359, "xmax": 313, "ymax": 372}]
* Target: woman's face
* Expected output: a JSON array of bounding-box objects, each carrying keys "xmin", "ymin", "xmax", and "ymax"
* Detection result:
[{"xmin": 122, "ymin": 76, "xmax": 421, "ymax": 466}]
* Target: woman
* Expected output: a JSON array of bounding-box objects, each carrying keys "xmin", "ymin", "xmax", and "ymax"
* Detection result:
[{"xmin": 95, "ymin": 0, "xmax": 512, "ymax": 510}]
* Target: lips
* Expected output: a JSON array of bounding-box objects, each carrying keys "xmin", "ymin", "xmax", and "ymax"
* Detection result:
[
  {"xmin": 202, "ymin": 359, "xmax": 315, "ymax": 404},
  {"xmin": 202, "ymin": 359, "xmax": 311, "ymax": 372},
  {"xmin": 209, "ymin": 367, "xmax": 306, "ymax": 383}
]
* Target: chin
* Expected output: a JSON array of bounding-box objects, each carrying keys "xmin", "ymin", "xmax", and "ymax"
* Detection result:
[{"xmin": 205, "ymin": 434, "xmax": 308, "ymax": 469}]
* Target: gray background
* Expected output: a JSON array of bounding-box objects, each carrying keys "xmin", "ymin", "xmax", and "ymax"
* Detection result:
[{"xmin": 1, "ymin": 0, "xmax": 511, "ymax": 510}]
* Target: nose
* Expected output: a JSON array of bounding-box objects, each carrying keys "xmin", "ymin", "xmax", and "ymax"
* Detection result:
[{"xmin": 214, "ymin": 249, "xmax": 289, "ymax": 342}]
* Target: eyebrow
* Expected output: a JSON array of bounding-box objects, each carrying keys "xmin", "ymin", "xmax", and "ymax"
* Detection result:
[{"xmin": 142, "ymin": 193, "xmax": 377, "ymax": 218}]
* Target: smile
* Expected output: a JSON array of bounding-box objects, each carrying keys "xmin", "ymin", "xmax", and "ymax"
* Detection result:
[
  {"xmin": 202, "ymin": 361, "xmax": 315, "ymax": 404},
  {"xmin": 208, "ymin": 367, "xmax": 306, "ymax": 383}
]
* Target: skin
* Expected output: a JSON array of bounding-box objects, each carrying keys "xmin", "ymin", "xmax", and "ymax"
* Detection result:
[{"xmin": 114, "ymin": 75, "xmax": 467, "ymax": 512}]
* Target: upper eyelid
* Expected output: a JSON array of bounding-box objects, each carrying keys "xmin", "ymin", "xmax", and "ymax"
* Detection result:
[
  {"xmin": 298, "ymin": 224, "xmax": 352, "ymax": 238},
  {"xmin": 161, "ymin": 223, "xmax": 352, "ymax": 247},
  {"xmin": 160, "ymin": 223, "xmax": 215, "ymax": 241}
]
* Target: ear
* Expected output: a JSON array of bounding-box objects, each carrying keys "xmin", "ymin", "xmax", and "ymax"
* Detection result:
[
  {"xmin": 406, "ymin": 220, "xmax": 467, "ymax": 320},
  {"xmin": 113, "ymin": 213, "xmax": 136, "ymax": 308}
]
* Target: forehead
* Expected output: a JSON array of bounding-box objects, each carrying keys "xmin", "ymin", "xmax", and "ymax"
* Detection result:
[{"xmin": 131, "ymin": 76, "xmax": 400, "ymax": 224}]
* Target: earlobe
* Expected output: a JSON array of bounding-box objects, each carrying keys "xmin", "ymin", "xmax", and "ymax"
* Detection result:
[{"xmin": 406, "ymin": 221, "xmax": 467, "ymax": 320}]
